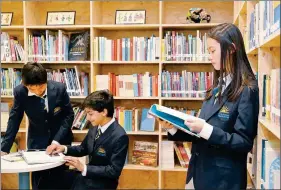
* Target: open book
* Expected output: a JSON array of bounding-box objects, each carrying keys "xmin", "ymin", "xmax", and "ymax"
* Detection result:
[
  {"xmin": 20, "ymin": 151, "xmax": 65, "ymax": 165},
  {"xmin": 148, "ymin": 104, "xmax": 200, "ymax": 138}
]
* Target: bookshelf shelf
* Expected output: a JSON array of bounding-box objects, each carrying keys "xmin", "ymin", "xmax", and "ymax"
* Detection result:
[
  {"xmin": 260, "ymin": 29, "xmax": 281, "ymax": 48},
  {"xmin": 126, "ymin": 131, "xmax": 159, "ymax": 135},
  {"xmin": 1, "ymin": 96, "xmax": 14, "ymax": 99},
  {"xmin": 233, "ymin": 1, "xmax": 246, "ymax": 24},
  {"xmin": 162, "ymin": 23, "xmax": 220, "ymax": 29},
  {"xmin": 26, "ymin": 25, "xmax": 91, "ymax": 31},
  {"xmin": 259, "ymin": 118, "xmax": 280, "ymax": 139},
  {"xmin": 93, "ymin": 24, "xmax": 160, "ymax": 30},
  {"xmin": 246, "ymin": 47, "xmax": 258, "ymax": 55},
  {"xmin": 114, "ymin": 97, "xmax": 159, "ymax": 100},
  {"xmin": 72, "ymin": 130, "xmax": 88, "ymax": 134},
  {"xmin": 124, "ymin": 164, "xmax": 159, "ymax": 171},
  {"xmin": 162, "ymin": 61, "xmax": 211, "ymax": 64},
  {"xmin": 161, "ymin": 97, "xmax": 204, "ymax": 101},
  {"xmin": 37, "ymin": 61, "xmax": 91, "ymax": 65},
  {"xmin": 1, "ymin": 61, "xmax": 25, "ymax": 64},
  {"xmin": 93, "ymin": 61, "xmax": 159, "ymax": 64},
  {"xmin": 1, "ymin": 26, "xmax": 24, "ymax": 30}
]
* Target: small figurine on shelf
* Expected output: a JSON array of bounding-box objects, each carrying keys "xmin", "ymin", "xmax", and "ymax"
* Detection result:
[{"xmin": 186, "ymin": 8, "xmax": 211, "ymax": 23}]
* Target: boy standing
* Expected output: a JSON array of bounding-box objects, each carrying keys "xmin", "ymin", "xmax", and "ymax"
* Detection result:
[{"xmin": 47, "ymin": 90, "xmax": 129, "ymax": 189}]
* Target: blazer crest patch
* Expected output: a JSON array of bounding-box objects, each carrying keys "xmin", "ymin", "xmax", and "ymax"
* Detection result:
[{"xmin": 218, "ymin": 106, "xmax": 230, "ymax": 121}]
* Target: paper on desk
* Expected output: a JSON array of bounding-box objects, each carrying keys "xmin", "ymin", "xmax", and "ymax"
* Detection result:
[
  {"xmin": 21, "ymin": 151, "xmax": 65, "ymax": 165},
  {"xmin": 2, "ymin": 152, "xmax": 24, "ymax": 162}
]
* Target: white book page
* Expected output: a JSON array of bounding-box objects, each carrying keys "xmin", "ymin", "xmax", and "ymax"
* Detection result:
[{"xmin": 22, "ymin": 151, "xmax": 65, "ymax": 164}]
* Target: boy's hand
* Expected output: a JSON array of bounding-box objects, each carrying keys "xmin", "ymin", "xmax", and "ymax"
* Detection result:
[
  {"xmin": 64, "ymin": 156, "xmax": 84, "ymax": 172},
  {"xmin": 46, "ymin": 144, "xmax": 65, "ymax": 155}
]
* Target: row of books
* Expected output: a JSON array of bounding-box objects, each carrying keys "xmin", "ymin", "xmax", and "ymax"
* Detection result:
[
  {"xmin": 72, "ymin": 107, "xmax": 88, "ymax": 130},
  {"xmin": 161, "ymin": 71, "xmax": 213, "ymax": 98},
  {"xmin": 94, "ymin": 36, "xmax": 160, "ymax": 61},
  {"xmin": 94, "ymin": 73, "xmax": 159, "ymax": 97},
  {"xmin": 262, "ymin": 68, "xmax": 280, "ymax": 127},
  {"xmin": 248, "ymin": 1, "xmax": 280, "ymax": 50},
  {"xmin": 1, "ymin": 32, "xmax": 24, "ymax": 61},
  {"xmin": 28, "ymin": 30, "xmax": 90, "ymax": 61},
  {"xmin": 46, "ymin": 67, "xmax": 89, "ymax": 96},
  {"xmin": 163, "ymin": 30, "xmax": 209, "ymax": 61},
  {"xmin": 1, "ymin": 68, "xmax": 22, "ymax": 96},
  {"xmin": 261, "ymin": 138, "xmax": 280, "ymax": 189}
]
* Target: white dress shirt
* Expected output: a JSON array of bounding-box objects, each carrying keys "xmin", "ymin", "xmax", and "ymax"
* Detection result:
[{"xmin": 64, "ymin": 118, "xmax": 115, "ymax": 176}]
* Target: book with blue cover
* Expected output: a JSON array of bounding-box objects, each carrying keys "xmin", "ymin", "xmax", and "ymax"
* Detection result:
[{"xmin": 148, "ymin": 104, "xmax": 200, "ymax": 138}]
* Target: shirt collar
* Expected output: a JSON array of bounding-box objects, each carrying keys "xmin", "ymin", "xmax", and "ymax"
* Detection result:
[
  {"xmin": 218, "ymin": 74, "xmax": 232, "ymax": 88},
  {"xmin": 28, "ymin": 86, "xmax": 47, "ymax": 98},
  {"xmin": 98, "ymin": 117, "xmax": 115, "ymax": 134}
]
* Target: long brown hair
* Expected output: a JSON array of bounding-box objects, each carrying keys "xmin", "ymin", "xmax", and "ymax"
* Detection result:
[{"xmin": 205, "ymin": 23, "xmax": 257, "ymax": 102}]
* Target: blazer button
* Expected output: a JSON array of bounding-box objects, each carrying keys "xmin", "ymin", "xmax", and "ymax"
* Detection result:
[
  {"xmin": 45, "ymin": 120, "xmax": 48, "ymax": 123},
  {"xmin": 195, "ymin": 152, "xmax": 199, "ymax": 156}
]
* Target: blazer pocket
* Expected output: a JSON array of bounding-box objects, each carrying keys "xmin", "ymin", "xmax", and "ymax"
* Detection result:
[{"xmin": 211, "ymin": 157, "xmax": 233, "ymax": 169}]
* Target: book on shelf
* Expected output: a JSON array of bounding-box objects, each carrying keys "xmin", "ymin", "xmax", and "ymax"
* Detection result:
[
  {"xmin": 94, "ymin": 72, "xmax": 158, "ymax": 97},
  {"xmin": 1, "ymin": 68, "xmax": 22, "ymax": 96},
  {"xmin": 72, "ymin": 107, "xmax": 88, "ymax": 130},
  {"xmin": 132, "ymin": 141, "xmax": 158, "ymax": 167},
  {"xmin": 161, "ymin": 140, "xmax": 174, "ymax": 169},
  {"xmin": 139, "ymin": 108, "xmax": 155, "ymax": 132},
  {"xmin": 161, "ymin": 71, "xmax": 213, "ymax": 98},
  {"xmin": 148, "ymin": 104, "xmax": 200, "ymax": 138},
  {"xmin": 1, "ymin": 32, "xmax": 24, "ymax": 61},
  {"xmin": 68, "ymin": 31, "xmax": 90, "ymax": 61},
  {"xmin": 94, "ymin": 35, "xmax": 160, "ymax": 61},
  {"xmin": 162, "ymin": 30, "xmax": 209, "ymax": 61},
  {"xmin": 46, "ymin": 66, "xmax": 89, "ymax": 96},
  {"xmin": 20, "ymin": 150, "xmax": 65, "ymax": 165}
]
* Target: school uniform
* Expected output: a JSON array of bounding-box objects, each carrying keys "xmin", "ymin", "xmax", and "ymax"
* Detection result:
[
  {"xmin": 167, "ymin": 75, "xmax": 259, "ymax": 190},
  {"xmin": 1, "ymin": 80, "xmax": 74, "ymax": 189},
  {"xmin": 61, "ymin": 118, "xmax": 129, "ymax": 190}
]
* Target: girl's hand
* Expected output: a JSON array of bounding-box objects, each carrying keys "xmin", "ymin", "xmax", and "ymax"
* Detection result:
[{"xmin": 184, "ymin": 118, "xmax": 206, "ymax": 133}]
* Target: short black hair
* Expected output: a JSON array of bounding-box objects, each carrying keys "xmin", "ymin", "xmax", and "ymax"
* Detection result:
[
  {"xmin": 22, "ymin": 62, "xmax": 47, "ymax": 85},
  {"xmin": 82, "ymin": 90, "xmax": 114, "ymax": 117}
]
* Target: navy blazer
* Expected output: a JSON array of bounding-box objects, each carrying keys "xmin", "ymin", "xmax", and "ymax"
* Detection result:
[
  {"xmin": 1, "ymin": 81, "xmax": 74, "ymax": 153},
  {"xmin": 168, "ymin": 84, "xmax": 259, "ymax": 190},
  {"xmin": 66, "ymin": 120, "xmax": 129, "ymax": 189}
]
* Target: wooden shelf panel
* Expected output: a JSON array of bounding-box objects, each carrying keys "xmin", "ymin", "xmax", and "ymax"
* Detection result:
[
  {"xmin": 124, "ymin": 164, "xmax": 159, "ymax": 171},
  {"xmin": 247, "ymin": 47, "xmax": 258, "ymax": 55},
  {"xmin": 162, "ymin": 61, "xmax": 211, "ymax": 64},
  {"xmin": 259, "ymin": 118, "xmax": 280, "ymax": 139},
  {"xmin": 233, "ymin": 1, "xmax": 246, "ymax": 24},
  {"xmin": 72, "ymin": 130, "xmax": 88, "ymax": 134},
  {"xmin": 1, "ymin": 1, "xmax": 23, "ymax": 25},
  {"xmin": 37, "ymin": 61, "xmax": 91, "ymax": 64},
  {"xmin": 161, "ymin": 97, "xmax": 204, "ymax": 101},
  {"xmin": 1, "ymin": 127, "xmax": 25, "ymax": 133},
  {"xmin": 25, "ymin": 1, "xmax": 90, "ymax": 25},
  {"xmin": 161, "ymin": 166, "xmax": 187, "ymax": 172},
  {"xmin": 1, "ymin": 26, "xmax": 24, "ymax": 30}
]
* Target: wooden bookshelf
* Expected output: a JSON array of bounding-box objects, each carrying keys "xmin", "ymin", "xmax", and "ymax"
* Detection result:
[
  {"xmin": 234, "ymin": 1, "xmax": 281, "ymax": 189},
  {"xmin": 1, "ymin": 1, "xmax": 235, "ymax": 189}
]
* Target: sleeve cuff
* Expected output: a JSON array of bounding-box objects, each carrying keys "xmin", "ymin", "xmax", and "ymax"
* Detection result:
[
  {"xmin": 81, "ymin": 165, "xmax": 87, "ymax": 176},
  {"xmin": 199, "ymin": 122, "xmax": 213, "ymax": 140},
  {"xmin": 63, "ymin": 145, "xmax": 68, "ymax": 154},
  {"xmin": 52, "ymin": 140, "xmax": 60, "ymax": 145},
  {"xmin": 167, "ymin": 127, "xmax": 178, "ymax": 135}
]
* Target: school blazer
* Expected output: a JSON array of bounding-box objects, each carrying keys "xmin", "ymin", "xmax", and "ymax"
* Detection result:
[
  {"xmin": 168, "ymin": 84, "xmax": 259, "ymax": 190},
  {"xmin": 1, "ymin": 81, "xmax": 74, "ymax": 153},
  {"xmin": 66, "ymin": 121, "xmax": 129, "ymax": 189}
]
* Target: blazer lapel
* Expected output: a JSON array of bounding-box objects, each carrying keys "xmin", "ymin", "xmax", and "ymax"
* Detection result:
[
  {"xmin": 89, "ymin": 127, "xmax": 98, "ymax": 154},
  {"xmin": 204, "ymin": 86, "xmax": 231, "ymax": 121},
  {"xmin": 47, "ymin": 81, "xmax": 57, "ymax": 115},
  {"xmin": 93, "ymin": 121, "xmax": 116, "ymax": 151}
]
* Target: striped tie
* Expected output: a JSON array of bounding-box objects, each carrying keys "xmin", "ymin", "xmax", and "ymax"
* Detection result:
[
  {"xmin": 40, "ymin": 95, "xmax": 47, "ymax": 112},
  {"xmin": 95, "ymin": 128, "xmax": 102, "ymax": 140}
]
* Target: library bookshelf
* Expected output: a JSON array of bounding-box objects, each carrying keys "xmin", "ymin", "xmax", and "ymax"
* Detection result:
[
  {"xmin": 4, "ymin": 1, "xmax": 273, "ymax": 189},
  {"xmin": 234, "ymin": 1, "xmax": 280, "ymax": 189}
]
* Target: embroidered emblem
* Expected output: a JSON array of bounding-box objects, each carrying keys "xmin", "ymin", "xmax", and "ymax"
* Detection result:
[
  {"xmin": 218, "ymin": 106, "xmax": 230, "ymax": 121},
  {"xmin": 54, "ymin": 107, "xmax": 61, "ymax": 113},
  {"xmin": 97, "ymin": 147, "xmax": 106, "ymax": 156}
]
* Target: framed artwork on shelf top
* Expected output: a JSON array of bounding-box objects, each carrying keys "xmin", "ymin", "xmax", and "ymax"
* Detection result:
[
  {"xmin": 46, "ymin": 11, "xmax": 76, "ymax": 25},
  {"xmin": 115, "ymin": 10, "xmax": 146, "ymax": 25},
  {"xmin": 1, "ymin": 12, "xmax": 13, "ymax": 26}
]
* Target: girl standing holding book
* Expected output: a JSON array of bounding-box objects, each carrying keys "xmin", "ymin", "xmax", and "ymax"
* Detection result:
[{"xmin": 158, "ymin": 23, "xmax": 259, "ymax": 190}]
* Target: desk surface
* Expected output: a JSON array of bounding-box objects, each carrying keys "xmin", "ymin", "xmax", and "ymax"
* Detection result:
[{"xmin": 1, "ymin": 158, "xmax": 65, "ymax": 173}]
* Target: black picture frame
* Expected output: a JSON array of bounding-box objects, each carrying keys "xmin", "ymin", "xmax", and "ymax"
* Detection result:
[
  {"xmin": 115, "ymin": 10, "xmax": 146, "ymax": 25},
  {"xmin": 46, "ymin": 11, "xmax": 76, "ymax": 26}
]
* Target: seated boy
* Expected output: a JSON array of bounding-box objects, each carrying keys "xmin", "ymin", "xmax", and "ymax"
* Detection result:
[{"xmin": 47, "ymin": 90, "xmax": 129, "ymax": 189}]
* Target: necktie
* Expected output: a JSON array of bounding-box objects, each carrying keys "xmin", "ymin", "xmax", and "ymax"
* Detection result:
[
  {"xmin": 40, "ymin": 95, "xmax": 47, "ymax": 112},
  {"xmin": 95, "ymin": 128, "xmax": 102, "ymax": 140}
]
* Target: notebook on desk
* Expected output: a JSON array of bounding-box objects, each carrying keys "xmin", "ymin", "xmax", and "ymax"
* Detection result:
[
  {"xmin": 148, "ymin": 104, "xmax": 200, "ymax": 138},
  {"xmin": 20, "ymin": 151, "xmax": 65, "ymax": 165}
]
